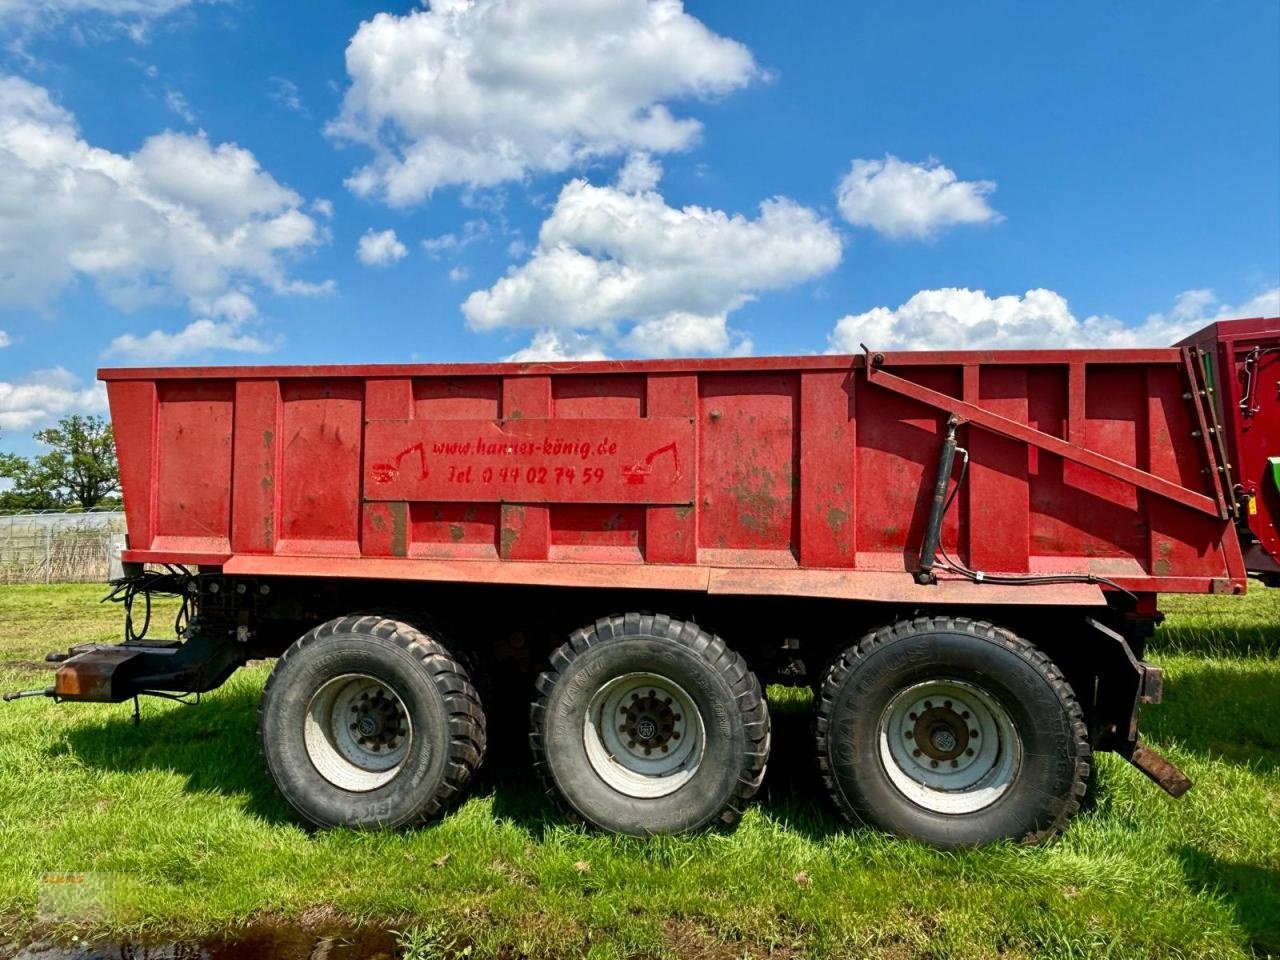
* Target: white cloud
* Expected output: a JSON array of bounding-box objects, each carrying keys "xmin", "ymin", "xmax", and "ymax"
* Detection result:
[
  {"xmin": 268, "ymin": 76, "xmax": 304, "ymax": 114},
  {"xmin": 106, "ymin": 317, "xmax": 276, "ymax": 362},
  {"xmin": 836, "ymin": 155, "xmax": 1000, "ymax": 240},
  {"xmin": 0, "ymin": 330, "xmax": 9, "ymax": 347},
  {"xmin": 163, "ymin": 87, "xmax": 194, "ymax": 124},
  {"xmin": 616, "ymin": 151, "xmax": 662, "ymax": 193},
  {"xmin": 422, "ymin": 219, "xmax": 491, "ymax": 257},
  {"xmin": 0, "ymin": 367, "xmax": 105, "ymax": 432},
  {"xmin": 827, "ymin": 286, "xmax": 1280, "ymax": 353},
  {"xmin": 0, "ymin": 0, "xmax": 203, "ymax": 36},
  {"xmin": 464, "ymin": 176, "xmax": 842, "ymax": 358},
  {"xmin": 0, "ymin": 75, "xmax": 330, "ymax": 359},
  {"xmin": 1241, "ymin": 288, "xmax": 1280, "ymax": 316},
  {"xmin": 329, "ymin": 0, "xmax": 759, "ymax": 206},
  {"xmin": 619, "ymin": 312, "xmax": 751, "ymax": 357},
  {"xmin": 505, "ymin": 329, "xmax": 609, "ymax": 363},
  {"xmin": 447, "ymin": 265, "xmax": 469, "ymax": 283},
  {"xmin": 356, "ymin": 227, "xmax": 407, "ymax": 267},
  {"xmin": 105, "ymin": 289, "xmax": 278, "ymax": 361}
]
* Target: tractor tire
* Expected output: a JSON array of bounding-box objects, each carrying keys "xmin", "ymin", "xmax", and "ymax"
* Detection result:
[
  {"xmin": 531, "ymin": 613, "xmax": 769, "ymax": 834},
  {"xmin": 260, "ymin": 615, "xmax": 485, "ymax": 829},
  {"xmin": 814, "ymin": 616, "xmax": 1089, "ymax": 847}
]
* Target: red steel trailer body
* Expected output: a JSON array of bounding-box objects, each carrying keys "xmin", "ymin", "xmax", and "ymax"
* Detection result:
[
  {"xmin": 103, "ymin": 340, "xmax": 1251, "ymax": 599},
  {"xmin": 10, "ymin": 315, "xmax": 1279, "ymax": 846}
]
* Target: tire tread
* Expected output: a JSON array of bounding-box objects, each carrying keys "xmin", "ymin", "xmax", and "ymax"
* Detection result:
[
  {"xmin": 258, "ymin": 614, "xmax": 486, "ymax": 827},
  {"xmin": 813, "ymin": 616, "xmax": 1090, "ymax": 845},
  {"xmin": 530, "ymin": 613, "xmax": 770, "ymax": 830}
]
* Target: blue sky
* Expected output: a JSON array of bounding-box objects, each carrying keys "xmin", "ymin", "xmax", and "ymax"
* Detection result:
[{"xmin": 0, "ymin": 0, "xmax": 1277, "ymax": 447}]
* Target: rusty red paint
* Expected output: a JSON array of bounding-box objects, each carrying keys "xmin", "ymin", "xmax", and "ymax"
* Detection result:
[{"xmin": 103, "ymin": 318, "xmax": 1280, "ymax": 603}]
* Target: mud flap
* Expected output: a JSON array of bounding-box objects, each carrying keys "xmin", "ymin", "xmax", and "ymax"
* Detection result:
[{"xmin": 1085, "ymin": 616, "xmax": 1193, "ymax": 797}]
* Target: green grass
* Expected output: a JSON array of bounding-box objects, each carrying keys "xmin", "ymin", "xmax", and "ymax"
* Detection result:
[{"xmin": 0, "ymin": 584, "xmax": 1277, "ymax": 959}]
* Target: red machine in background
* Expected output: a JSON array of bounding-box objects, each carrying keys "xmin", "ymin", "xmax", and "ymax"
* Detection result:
[
  {"xmin": 1179, "ymin": 316, "xmax": 1280, "ymax": 582},
  {"xmin": 8, "ymin": 315, "xmax": 1279, "ymax": 848}
]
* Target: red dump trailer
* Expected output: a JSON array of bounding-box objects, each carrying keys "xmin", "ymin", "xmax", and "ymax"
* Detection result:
[{"xmin": 9, "ymin": 315, "xmax": 1279, "ymax": 846}]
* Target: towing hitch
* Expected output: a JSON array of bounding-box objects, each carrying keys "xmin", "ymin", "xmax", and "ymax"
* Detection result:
[
  {"xmin": 4, "ymin": 629, "xmax": 244, "ymax": 705},
  {"xmin": 2, "ymin": 687, "xmax": 54, "ymax": 702}
]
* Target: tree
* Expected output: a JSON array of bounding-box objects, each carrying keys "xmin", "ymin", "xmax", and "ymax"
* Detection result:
[
  {"xmin": 0, "ymin": 452, "xmax": 61, "ymax": 510},
  {"xmin": 0, "ymin": 415, "xmax": 120, "ymax": 511}
]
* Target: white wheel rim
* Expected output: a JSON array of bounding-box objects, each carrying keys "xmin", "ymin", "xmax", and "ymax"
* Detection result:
[
  {"xmin": 304, "ymin": 674, "xmax": 413, "ymax": 792},
  {"xmin": 877, "ymin": 679, "xmax": 1021, "ymax": 814},
  {"xmin": 583, "ymin": 672, "xmax": 705, "ymax": 799}
]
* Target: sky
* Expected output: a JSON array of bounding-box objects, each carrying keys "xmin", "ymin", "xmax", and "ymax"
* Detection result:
[{"xmin": 0, "ymin": 0, "xmax": 1277, "ymax": 449}]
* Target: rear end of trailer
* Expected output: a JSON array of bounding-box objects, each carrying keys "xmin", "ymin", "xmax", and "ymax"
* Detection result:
[{"xmin": 8, "ymin": 315, "xmax": 1278, "ymax": 847}]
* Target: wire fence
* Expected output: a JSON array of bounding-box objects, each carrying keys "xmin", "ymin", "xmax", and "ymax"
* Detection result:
[{"xmin": 0, "ymin": 510, "xmax": 126, "ymax": 584}]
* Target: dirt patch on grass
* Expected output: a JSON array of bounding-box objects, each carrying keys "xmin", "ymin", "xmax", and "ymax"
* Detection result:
[
  {"xmin": 1, "ymin": 924, "xmax": 401, "ymax": 960},
  {"xmin": 662, "ymin": 918, "xmax": 802, "ymax": 960}
]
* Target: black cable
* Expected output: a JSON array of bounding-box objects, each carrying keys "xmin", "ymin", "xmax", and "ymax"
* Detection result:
[
  {"xmin": 175, "ymin": 589, "xmax": 190, "ymax": 638},
  {"xmin": 125, "ymin": 584, "xmax": 151, "ymax": 641},
  {"xmin": 102, "ymin": 568, "xmax": 196, "ymax": 642},
  {"xmin": 932, "ymin": 442, "xmax": 1137, "ymax": 600}
]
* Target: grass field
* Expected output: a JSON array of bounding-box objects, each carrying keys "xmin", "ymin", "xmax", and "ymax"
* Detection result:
[{"xmin": 0, "ymin": 585, "xmax": 1277, "ymax": 959}]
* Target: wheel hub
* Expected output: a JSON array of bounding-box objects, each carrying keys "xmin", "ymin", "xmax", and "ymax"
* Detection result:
[
  {"xmin": 304, "ymin": 674, "xmax": 414, "ymax": 792},
  {"xmin": 619, "ymin": 690, "xmax": 680, "ymax": 755},
  {"xmin": 584, "ymin": 672, "xmax": 706, "ymax": 799},
  {"xmin": 349, "ymin": 689, "xmax": 406, "ymax": 752},
  {"xmin": 878, "ymin": 679, "xmax": 1021, "ymax": 815},
  {"xmin": 913, "ymin": 706, "xmax": 970, "ymax": 761}
]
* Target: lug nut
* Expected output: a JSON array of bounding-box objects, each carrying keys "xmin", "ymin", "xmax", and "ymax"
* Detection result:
[{"xmin": 970, "ymin": 729, "xmax": 979, "ymax": 738}]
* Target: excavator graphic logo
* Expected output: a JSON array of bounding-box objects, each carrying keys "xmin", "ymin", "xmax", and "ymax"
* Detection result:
[
  {"xmin": 371, "ymin": 442, "xmax": 428, "ymax": 484},
  {"xmin": 622, "ymin": 442, "xmax": 679, "ymax": 485}
]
